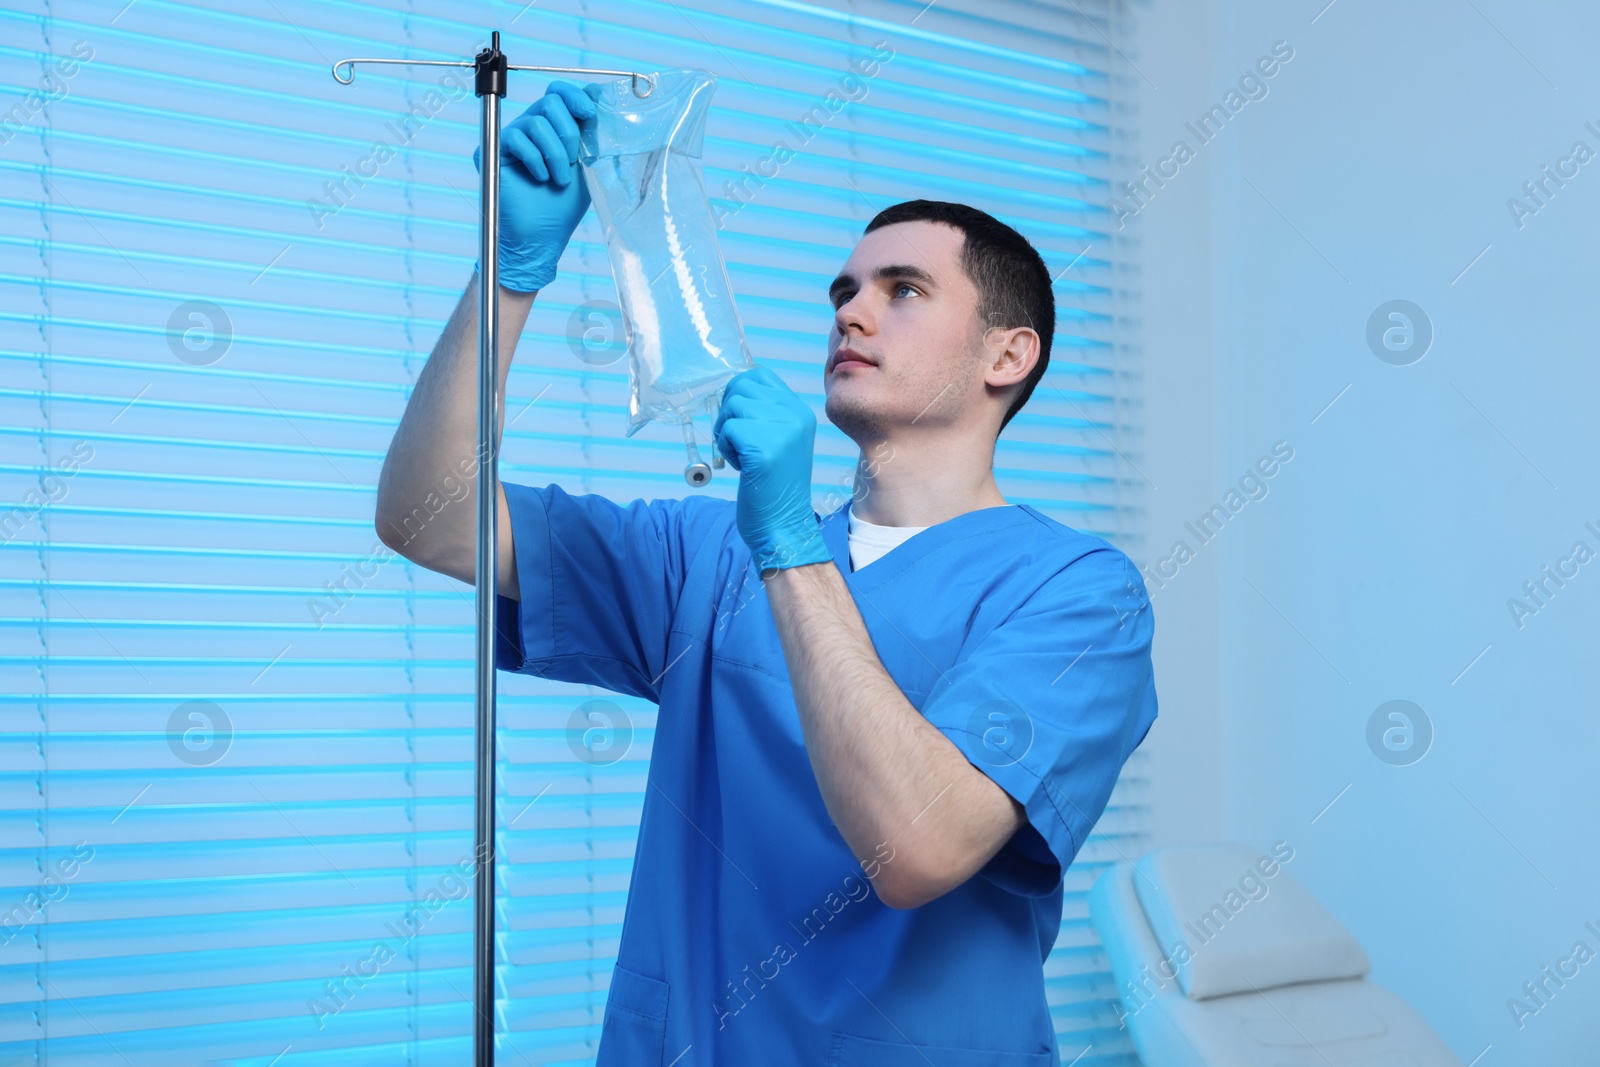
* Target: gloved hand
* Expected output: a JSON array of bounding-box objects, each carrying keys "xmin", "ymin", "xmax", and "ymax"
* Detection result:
[
  {"xmin": 472, "ymin": 80, "xmax": 602, "ymax": 293},
  {"xmin": 713, "ymin": 366, "xmax": 832, "ymax": 574}
]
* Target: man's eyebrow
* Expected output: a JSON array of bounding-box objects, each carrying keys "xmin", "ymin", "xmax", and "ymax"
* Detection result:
[{"xmin": 827, "ymin": 264, "xmax": 939, "ymax": 304}]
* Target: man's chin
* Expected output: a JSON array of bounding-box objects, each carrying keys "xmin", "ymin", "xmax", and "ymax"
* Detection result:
[{"xmin": 823, "ymin": 394, "xmax": 889, "ymax": 443}]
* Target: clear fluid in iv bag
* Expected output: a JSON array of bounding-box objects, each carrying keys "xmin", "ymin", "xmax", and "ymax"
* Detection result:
[{"xmin": 579, "ymin": 68, "xmax": 753, "ymax": 438}]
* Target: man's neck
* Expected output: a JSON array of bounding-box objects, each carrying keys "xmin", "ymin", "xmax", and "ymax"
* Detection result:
[{"xmin": 846, "ymin": 431, "xmax": 1009, "ymax": 528}]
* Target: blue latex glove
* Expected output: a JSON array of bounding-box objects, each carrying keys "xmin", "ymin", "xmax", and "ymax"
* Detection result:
[
  {"xmin": 713, "ymin": 367, "xmax": 832, "ymax": 574},
  {"xmin": 472, "ymin": 80, "xmax": 602, "ymax": 293}
]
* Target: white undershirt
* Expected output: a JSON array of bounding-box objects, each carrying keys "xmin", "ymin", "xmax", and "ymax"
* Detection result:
[{"xmin": 847, "ymin": 510, "xmax": 930, "ymax": 572}]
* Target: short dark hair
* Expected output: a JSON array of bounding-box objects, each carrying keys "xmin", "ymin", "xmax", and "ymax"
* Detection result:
[{"xmin": 862, "ymin": 199, "xmax": 1053, "ymax": 437}]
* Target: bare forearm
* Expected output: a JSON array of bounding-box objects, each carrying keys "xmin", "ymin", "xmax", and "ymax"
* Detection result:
[
  {"xmin": 375, "ymin": 272, "xmax": 535, "ymax": 595},
  {"xmin": 764, "ymin": 562, "xmax": 1022, "ymax": 907}
]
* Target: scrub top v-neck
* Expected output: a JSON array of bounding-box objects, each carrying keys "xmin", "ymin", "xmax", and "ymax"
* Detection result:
[
  {"xmin": 495, "ymin": 484, "xmax": 1159, "ymax": 1067},
  {"xmin": 847, "ymin": 509, "xmax": 929, "ymax": 572}
]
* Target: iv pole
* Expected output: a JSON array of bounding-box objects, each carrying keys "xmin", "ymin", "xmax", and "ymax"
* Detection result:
[{"xmin": 331, "ymin": 33, "xmax": 654, "ymax": 1067}]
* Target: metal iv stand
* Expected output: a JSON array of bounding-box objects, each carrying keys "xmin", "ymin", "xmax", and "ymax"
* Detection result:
[{"xmin": 331, "ymin": 33, "xmax": 655, "ymax": 1067}]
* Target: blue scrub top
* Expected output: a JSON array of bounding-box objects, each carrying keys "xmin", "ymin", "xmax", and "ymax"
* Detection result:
[{"xmin": 495, "ymin": 483, "xmax": 1158, "ymax": 1067}]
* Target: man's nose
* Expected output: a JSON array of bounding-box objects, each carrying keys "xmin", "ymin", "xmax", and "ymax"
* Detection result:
[{"xmin": 833, "ymin": 291, "xmax": 874, "ymax": 335}]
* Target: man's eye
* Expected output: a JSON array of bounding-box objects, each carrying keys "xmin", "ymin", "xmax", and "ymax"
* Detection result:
[{"xmin": 830, "ymin": 283, "xmax": 918, "ymax": 308}]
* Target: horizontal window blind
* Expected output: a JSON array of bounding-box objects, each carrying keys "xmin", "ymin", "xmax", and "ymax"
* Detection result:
[{"xmin": 0, "ymin": 0, "xmax": 1145, "ymax": 1063}]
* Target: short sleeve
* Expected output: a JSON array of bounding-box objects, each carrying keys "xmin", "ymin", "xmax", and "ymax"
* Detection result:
[
  {"xmin": 917, "ymin": 547, "xmax": 1158, "ymax": 897},
  {"xmin": 494, "ymin": 481, "xmax": 731, "ymax": 701}
]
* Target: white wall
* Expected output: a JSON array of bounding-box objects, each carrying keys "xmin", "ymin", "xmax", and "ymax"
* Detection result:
[
  {"xmin": 1116, "ymin": 0, "xmax": 1225, "ymax": 865},
  {"xmin": 1129, "ymin": 0, "xmax": 1599, "ymax": 1061}
]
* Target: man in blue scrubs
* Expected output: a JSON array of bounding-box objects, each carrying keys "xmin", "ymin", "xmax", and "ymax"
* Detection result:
[{"xmin": 376, "ymin": 83, "xmax": 1157, "ymax": 1066}]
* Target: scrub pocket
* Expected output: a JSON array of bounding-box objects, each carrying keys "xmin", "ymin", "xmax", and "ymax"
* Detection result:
[
  {"xmin": 597, "ymin": 963, "xmax": 669, "ymax": 1067},
  {"xmin": 829, "ymin": 1031, "xmax": 1056, "ymax": 1066}
]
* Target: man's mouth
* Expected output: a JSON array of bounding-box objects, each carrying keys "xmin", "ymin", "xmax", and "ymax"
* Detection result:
[{"xmin": 830, "ymin": 347, "xmax": 877, "ymax": 373}]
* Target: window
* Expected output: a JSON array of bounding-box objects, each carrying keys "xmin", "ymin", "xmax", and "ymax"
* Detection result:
[{"xmin": 0, "ymin": 1, "xmax": 1142, "ymax": 1061}]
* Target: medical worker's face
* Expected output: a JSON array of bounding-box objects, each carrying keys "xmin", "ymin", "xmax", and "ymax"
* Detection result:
[{"xmin": 823, "ymin": 221, "xmax": 989, "ymax": 443}]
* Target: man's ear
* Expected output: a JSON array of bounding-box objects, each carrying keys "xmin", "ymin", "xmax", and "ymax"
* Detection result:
[{"xmin": 980, "ymin": 316, "xmax": 1039, "ymax": 390}]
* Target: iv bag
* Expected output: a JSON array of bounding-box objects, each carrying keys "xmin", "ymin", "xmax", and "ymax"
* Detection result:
[{"xmin": 579, "ymin": 67, "xmax": 753, "ymax": 441}]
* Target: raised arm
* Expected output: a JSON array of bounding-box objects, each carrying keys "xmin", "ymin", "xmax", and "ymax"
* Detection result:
[
  {"xmin": 374, "ymin": 276, "xmax": 532, "ymax": 596},
  {"xmin": 373, "ymin": 80, "xmax": 603, "ymax": 600}
]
